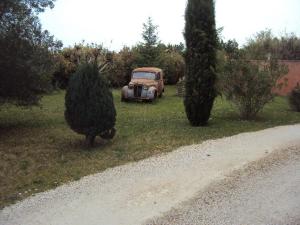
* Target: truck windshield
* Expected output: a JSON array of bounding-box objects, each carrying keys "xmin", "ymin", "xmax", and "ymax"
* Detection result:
[{"xmin": 132, "ymin": 72, "xmax": 156, "ymax": 80}]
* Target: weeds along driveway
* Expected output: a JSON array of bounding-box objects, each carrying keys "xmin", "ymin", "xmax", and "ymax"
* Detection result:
[{"xmin": 1, "ymin": 124, "xmax": 300, "ymax": 225}]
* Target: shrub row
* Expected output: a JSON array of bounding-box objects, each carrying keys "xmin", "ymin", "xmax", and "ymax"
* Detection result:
[{"xmin": 52, "ymin": 43, "xmax": 185, "ymax": 89}]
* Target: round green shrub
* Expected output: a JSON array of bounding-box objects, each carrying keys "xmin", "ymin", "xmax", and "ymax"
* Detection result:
[{"xmin": 65, "ymin": 63, "xmax": 116, "ymax": 147}]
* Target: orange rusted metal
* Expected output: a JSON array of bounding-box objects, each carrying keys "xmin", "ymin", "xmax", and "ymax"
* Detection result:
[
  {"xmin": 133, "ymin": 67, "xmax": 162, "ymax": 73},
  {"xmin": 121, "ymin": 67, "xmax": 165, "ymax": 101}
]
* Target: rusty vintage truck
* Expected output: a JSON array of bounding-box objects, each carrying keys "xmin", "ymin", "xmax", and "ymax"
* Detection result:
[{"xmin": 121, "ymin": 67, "xmax": 164, "ymax": 102}]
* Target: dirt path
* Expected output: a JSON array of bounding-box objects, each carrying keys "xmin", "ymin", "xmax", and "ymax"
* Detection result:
[
  {"xmin": 146, "ymin": 147, "xmax": 300, "ymax": 225},
  {"xmin": 1, "ymin": 125, "xmax": 300, "ymax": 225}
]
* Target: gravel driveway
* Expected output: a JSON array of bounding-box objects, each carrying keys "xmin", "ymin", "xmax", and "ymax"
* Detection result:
[
  {"xmin": 146, "ymin": 147, "xmax": 300, "ymax": 225},
  {"xmin": 1, "ymin": 124, "xmax": 300, "ymax": 225}
]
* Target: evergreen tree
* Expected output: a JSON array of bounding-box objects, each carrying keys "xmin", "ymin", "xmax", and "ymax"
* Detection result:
[
  {"xmin": 65, "ymin": 63, "xmax": 116, "ymax": 147},
  {"xmin": 142, "ymin": 17, "xmax": 159, "ymax": 47},
  {"xmin": 184, "ymin": 0, "xmax": 217, "ymax": 126},
  {"xmin": 138, "ymin": 17, "xmax": 160, "ymax": 67}
]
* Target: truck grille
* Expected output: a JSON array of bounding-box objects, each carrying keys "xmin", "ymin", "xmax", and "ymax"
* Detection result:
[{"xmin": 134, "ymin": 85, "xmax": 142, "ymax": 97}]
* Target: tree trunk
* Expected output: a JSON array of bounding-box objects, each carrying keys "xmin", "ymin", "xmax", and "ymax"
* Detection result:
[{"xmin": 85, "ymin": 135, "xmax": 96, "ymax": 148}]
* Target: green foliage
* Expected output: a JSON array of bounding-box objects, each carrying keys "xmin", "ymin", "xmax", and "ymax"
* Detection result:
[
  {"xmin": 142, "ymin": 17, "xmax": 159, "ymax": 47},
  {"xmin": 289, "ymin": 83, "xmax": 300, "ymax": 112},
  {"xmin": 245, "ymin": 29, "xmax": 300, "ymax": 60},
  {"xmin": 135, "ymin": 17, "xmax": 161, "ymax": 67},
  {"xmin": 53, "ymin": 18, "xmax": 185, "ymax": 89},
  {"xmin": 65, "ymin": 63, "xmax": 116, "ymax": 147},
  {"xmin": 134, "ymin": 43, "xmax": 161, "ymax": 67},
  {"xmin": 0, "ymin": 0, "xmax": 61, "ymax": 106},
  {"xmin": 220, "ymin": 42, "xmax": 289, "ymax": 119},
  {"xmin": 52, "ymin": 53, "xmax": 77, "ymax": 89},
  {"xmin": 158, "ymin": 50, "xmax": 185, "ymax": 84},
  {"xmin": 184, "ymin": 0, "xmax": 217, "ymax": 126},
  {"xmin": 52, "ymin": 42, "xmax": 110, "ymax": 89},
  {"xmin": 0, "ymin": 0, "xmax": 55, "ymax": 16},
  {"xmin": 106, "ymin": 47, "xmax": 139, "ymax": 87},
  {"xmin": 105, "ymin": 43, "xmax": 185, "ymax": 87},
  {"xmin": 166, "ymin": 43, "xmax": 185, "ymax": 55}
]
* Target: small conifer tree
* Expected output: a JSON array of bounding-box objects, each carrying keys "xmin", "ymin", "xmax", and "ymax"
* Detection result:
[
  {"xmin": 65, "ymin": 63, "xmax": 116, "ymax": 147},
  {"xmin": 138, "ymin": 17, "xmax": 160, "ymax": 67},
  {"xmin": 184, "ymin": 0, "xmax": 217, "ymax": 126}
]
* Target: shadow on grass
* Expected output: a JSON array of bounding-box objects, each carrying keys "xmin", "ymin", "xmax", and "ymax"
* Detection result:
[
  {"xmin": 0, "ymin": 118, "xmax": 44, "ymax": 129},
  {"xmin": 0, "ymin": 125, "xmax": 42, "ymax": 140},
  {"xmin": 55, "ymin": 136, "xmax": 112, "ymax": 153}
]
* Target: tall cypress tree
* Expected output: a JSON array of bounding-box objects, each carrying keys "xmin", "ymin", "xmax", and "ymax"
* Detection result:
[{"xmin": 184, "ymin": 0, "xmax": 217, "ymax": 126}]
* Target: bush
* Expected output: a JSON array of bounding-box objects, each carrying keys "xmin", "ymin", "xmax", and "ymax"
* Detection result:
[
  {"xmin": 184, "ymin": 0, "xmax": 218, "ymax": 126},
  {"xmin": 289, "ymin": 84, "xmax": 300, "ymax": 112},
  {"xmin": 52, "ymin": 43, "xmax": 109, "ymax": 89},
  {"xmin": 158, "ymin": 50, "xmax": 185, "ymax": 85},
  {"xmin": 107, "ymin": 46, "xmax": 185, "ymax": 87},
  {"xmin": 65, "ymin": 63, "xmax": 116, "ymax": 147},
  {"xmin": 221, "ymin": 51, "xmax": 288, "ymax": 119},
  {"xmin": 106, "ymin": 54, "xmax": 127, "ymax": 88},
  {"xmin": 106, "ymin": 47, "xmax": 138, "ymax": 88},
  {"xmin": 52, "ymin": 53, "xmax": 76, "ymax": 89}
]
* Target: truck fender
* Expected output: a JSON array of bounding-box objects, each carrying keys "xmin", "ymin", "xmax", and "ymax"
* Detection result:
[
  {"xmin": 121, "ymin": 86, "xmax": 129, "ymax": 98},
  {"xmin": 148, "ymin": 86, "xmax": 157, "ymax": 99}
]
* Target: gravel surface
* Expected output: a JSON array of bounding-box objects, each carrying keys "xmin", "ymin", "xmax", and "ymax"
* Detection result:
[
  {"xmin": 1, "ymin": 124, "xmax": 300, "ymax": 225},
  {"xmin": 146, "ymin": 147, "xmax": 300, "ymax": 225}
]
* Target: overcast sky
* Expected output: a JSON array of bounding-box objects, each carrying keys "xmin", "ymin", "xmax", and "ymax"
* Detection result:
[{"xmin": 39, "ymin": 0, "xmax": 300, "ymax": 50}]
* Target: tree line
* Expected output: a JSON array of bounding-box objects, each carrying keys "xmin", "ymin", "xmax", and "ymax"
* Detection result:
[
  {"xmin": 0, "ymin": 0, "xmax": 299, "ymax": 144},
  {"xmin": 52, "ymin": 17, "xmax": 185, "ymax": 90},
  {"xmin": 1, "ymin": 0, "xmax": 299, "ymax": 108}
]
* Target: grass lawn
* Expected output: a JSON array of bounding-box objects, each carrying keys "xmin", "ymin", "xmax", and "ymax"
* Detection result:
[{"xmin": 1, "ymin": 85, "xmax": 300, "ymax": 208}]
